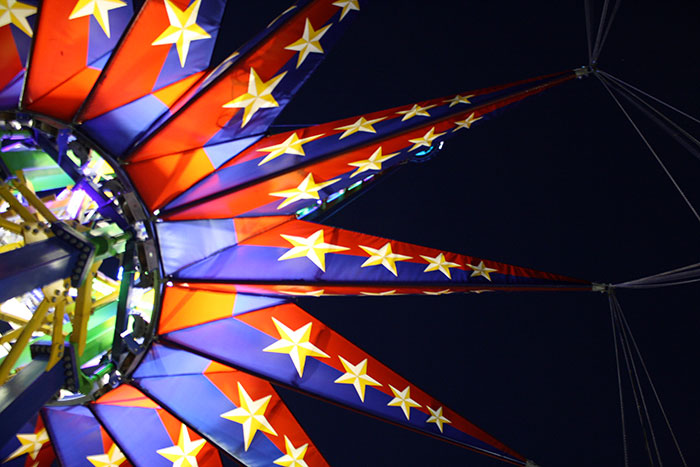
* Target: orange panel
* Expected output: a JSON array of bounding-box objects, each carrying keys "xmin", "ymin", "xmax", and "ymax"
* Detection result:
[
  {"xmin": 125, "ymin": 148, "xmax": 215, "ymax": 211},
  {"xmin": 152, "ymin": 71, "xmax": 205, "ymax": 108},
  {"xmin": 26, "ymin": 67, "xmax": 101, "ymax": 121},
  {"xmin": 158, "ymin": 285, "xmax": 236, "ymax": 335},
  {"xmin": 0, "ymin": 27, "xmax": 22, "ymax": 90},
  {"xmin": 23, "ymin": 0, "xmax": 89, "ymax": 106},
  {"xmin": 95, "ymin": 384, "xmax": 160, "ymax": 408}
]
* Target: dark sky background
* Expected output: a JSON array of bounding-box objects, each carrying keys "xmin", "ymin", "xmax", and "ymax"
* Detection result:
[{"xmin": 213, "ymin": 1, "xmax": 700, "ymax": 465}]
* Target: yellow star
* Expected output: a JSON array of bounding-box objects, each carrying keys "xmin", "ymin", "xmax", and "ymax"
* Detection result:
[
  {"xmin": 453, "ymin": 112, "xmax": 482, "ymax": 131},
  {"xmin": 443, "ymin": 94, "xmax": 474, "ymax": 107},
  {"xmin": 407, "ymin": 127, "xmax": 446, "ymax": 151},
  {"xmin": 332, "ymin": 0, "xmax": 360, "ymax": 21},
  {"xmin": 387, "ymin": 385, "xmax": 421, "ymax": 420},
  {"xmin": 273, "ymin": 436, "xmax": 309, "ymax": 467},
  {"xmin": 347, "ymin": 146, "xmax": 399, "ymax": 178},
  {"xmin": 220, "ymin": 382, "xmax": 278, "ymax": 451},
  {"xmin": 263, "ymin": 317, "xmax": 330, "ymax": 377},
  {"xmin": 334, "ymin": 116, "xmax": 386, "ymax": 140},
  {"xmin": 285, "ymin": 18, "xmax": 332, "ymax": 68},
  {"xmin": 257, "ymin": 132, "xmax": 324, "ymax": 166},
  {"xmin": 334, "ymin": 356, "xmax": 382, "ymax": 402},
  {"xmin": 69, "ymin": 0, "xmax": 126, "ymax": 38},
  {"xmin": 359, "ymin": 242, "xmax": 412, "ymax": 276},
  {"xmin": 278, "ymin": 229, "xmax": 349, "ymax": 271},
  {"xmin": 423, "ymin": 289, "xmax": 453, "ymax": 295},
  {"xmin": 426, "ymin": 406, "xmax": 452, "ymax": 433},
  {"xmin": 87, "ymin": 443, "xmax": 127, "ymax": 467},
  {"xmin": 3, "ymin": 428, "xmax": 49, "ymax": 462},
  {"xmin": 395, "ymin": 104, "xmax": 436, "ymax": 121},
  {"xmin": 0, "ymin": 0, "xmax": 37, "ymax": 37},
  {"xmin": 419, "ymin": 253, "xmax": 460, "ymax": 279},
  {"xmin": 223, "ymin": 68, "xmax": 287, "ymax": 127},
  {"xmin": 269, "ymin": 173, "xmax": 340, "ymax": 209},
  {"xmin": 151, "ymin": 0, "xmax": 211, "ymax": 67},
  {"xmin": 155, "ymin": 423, "xmax": 206, "ymax": 467},
  {"xmin": 467, "ymin": 260, "xmax": 498, "ymax": 281},
  {"xmin": 359, "ymin": 289, "xmax": 396, "ymax": 296},
  {"xmin": 280, "ymin": 289, "xmax": 325, "ymax": 297}
]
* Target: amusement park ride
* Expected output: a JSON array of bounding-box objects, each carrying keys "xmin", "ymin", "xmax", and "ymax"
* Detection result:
[{"xmin": 0, "ymin": 0, "xmax": 698, "ymax": 465}]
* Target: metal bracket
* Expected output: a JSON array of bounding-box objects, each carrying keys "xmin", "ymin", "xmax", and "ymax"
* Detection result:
[
  {"xmin": 50, "ymin": 222, "xmax": 95, "ymax": 288},
  {"xmin": 30, "ymin": 342, "xmax": 79, "ymax": 393}
]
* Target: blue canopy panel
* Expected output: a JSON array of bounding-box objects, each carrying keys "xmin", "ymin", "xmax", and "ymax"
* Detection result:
[
  {"xmin": 156, "ymin": 291, "xmax": 527, "ymax": 465},
  {"xmin": 133, "ymin": 344, "xmax": 329, "ymax": 466},
  {"xmin": 76, "ymin": 0, "xmax": 227, "ymax": 156},
  {"xmin": 43, "ymin": 405, "xmax": 133, "ymax": 467},
  {"xmin": 0, "ymin": 411, "xmax": 57, "ymax": 466},
  {"xmin": 126, "ymin": 0, "xmax": 367, "ymax": 167}
]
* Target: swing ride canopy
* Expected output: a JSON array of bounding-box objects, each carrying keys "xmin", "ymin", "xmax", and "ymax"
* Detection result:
[{"xmin": 0, "ymin": 0, "xmax": 698, "ymax": 466}]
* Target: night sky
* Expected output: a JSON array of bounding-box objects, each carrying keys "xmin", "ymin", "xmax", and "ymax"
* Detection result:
[{"xmin": 211, "ymin": 1, "xmax": 700, "ymax": 465}]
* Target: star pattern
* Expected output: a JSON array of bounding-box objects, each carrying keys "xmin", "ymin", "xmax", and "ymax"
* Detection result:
[
  {"xmin": 332, "ymin": 0, "xmax": 360, "ymax": 21},
  {"xmin": 408, "ymin": 127, "xmax": 446, "ymax": 151},
  {"xmin": 263, "ymin": 317, "xmax": 330, "ymax": 377},
  {"xmin": 86, "ymin": 443, "xmax": 127, "ymax": 467},
  {"xmin": 220, "ymin": 382, "xmax": 277, "ymax": 451},
  {"xmin": 396, "ymin": 103, "xmax": 436, "ymax": 121},
  {"xmin": 278, "ymin": 229, "xmax": 349, "ymax": 271},
  {"xmin": 223, "ymin": 68, "xmax": 287, "ymax": 126},
  {"xmin": 426, "ymin": 406, "xmax": 452, "ymax": 433},
  {"xmin": 420, "ymin": 252, "xmax": 461, "ymax": 279},
  {"xmin": 285, "ymin": 18, "xmax": 332, "ymax": 68},
  {"xmin": 347, "ymin": 146, "xmax": 399, "ymax": 177},
  {"xmin": 155, "ymin": 423, "xmax": 206, "ymax": 467},
  {"xmin": 273, "ymin": 436, "xmax": 309, "ymax": 467},
  {"xmin": 69, "ymin": 0, "xmax": 126, "ymax": 38},
  {"xmin": 257, "ymin": 132, "xmax": 324, "ymax": 165},
  {"xmin": 387, "ymin": 385, "xmax": 421, "ymax": 420},
  {"xmin": 467, "ymin": 260, "xmax": 498, "ymax": 281},
  {"xmin": 3, "ymin": 428, "xmax": 49, "ymax": 462},
  {"xmin": 359, "ymin": 242, "xmax": 412, "ymax": 276},
  {"xmin": 453, "ymin": 112, "xmax": 482, "ymax": 131},
  {"xmin": 443, "ymin": 94, "xmax": 474, "ymax": 107},
  {"xmin": 334, "ymin": 356, "xmax": 381, "ymax": 402},
  {"xmin": 334, "ymin": 116, "xmax": 386, "ymax": 139},
  {"xmin": 0, "ymin": 0, "xmax": 37, "ymax": 37},
  {"xmin": 269, "ymin": 173, "xmax": 340, "ymax": 209},
  {"xmin": 151, "ymin": 0, "xmax": 210, "ymax": 67}
]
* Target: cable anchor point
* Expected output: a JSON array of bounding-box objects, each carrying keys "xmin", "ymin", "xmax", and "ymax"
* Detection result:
[{"xmin": 574, "ymin": 65, "xmax": 596, "ymax": 79}]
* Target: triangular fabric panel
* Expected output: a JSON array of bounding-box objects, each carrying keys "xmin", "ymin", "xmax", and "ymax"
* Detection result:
[
  {"xmin": 163, "ymin": 217, "xmax": 589, "ymax": 292},
  {"xmin": 158, "ymin": 290, "xmax": 527, "ymax": 464},
  {"xmin": 130, "ymin": 71, "xmax": 574, "ymax": 216},
  {"xmin": 158, "ymin": 284, "xmax": 286, "ymax": 334},
  {"xmin": 127, "ymin": 134, "xmax": 263, "ymax": 210},
  {"xmin": 77, "ymin": 0, "xmax": 227, "ymax": 156},
  {"xmin": 42, "ymin": 405, "xmax": 133, "ymax": 467},
  {"xmin": 128, "ymin": 0, "xmax": 367, "ymax": 162},
  {"xmin": 133, "ymin": 343, "xmax": 329, "ymax": 466},
  {"xmin": 156, "ymin": 215, "xmax": 295, "ymax": 276},
  {"xmin": 0, "ymin": 0, "xmax": 38, "ymax": 109},
  {"xmin": 21, "ymin": 0, "xmax": 134, "ymax": 121},
  {"xmin": 92, "ymin": 384, "xmax": 226, "ymax": 466},
  {"xmin": 0, "ymin": 411, "xmax": 57, "ymax": 466}
]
